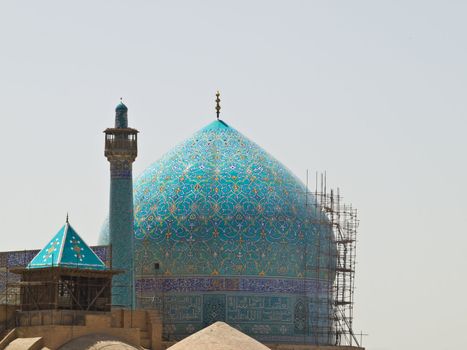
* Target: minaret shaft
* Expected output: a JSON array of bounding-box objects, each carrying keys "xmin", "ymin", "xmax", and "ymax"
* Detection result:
[{"xmin": 104, "ymin": 102, "xmax": 138, "ymax": 309}]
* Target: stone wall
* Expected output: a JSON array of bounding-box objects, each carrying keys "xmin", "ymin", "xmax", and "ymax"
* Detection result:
[{"xmin": 2, "ymin": 309, "xmax": 163, "ymax": 350}]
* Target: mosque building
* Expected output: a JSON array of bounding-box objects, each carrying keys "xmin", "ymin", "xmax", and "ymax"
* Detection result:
[{"xmin": 0, "ymin": 95, "xmax": 361, "ymax": 350}]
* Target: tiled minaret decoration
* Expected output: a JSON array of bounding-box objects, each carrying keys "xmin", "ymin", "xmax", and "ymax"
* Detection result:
[{"xmin": 104, "ymin": 101, "xmax": 138, "ymax": 308}]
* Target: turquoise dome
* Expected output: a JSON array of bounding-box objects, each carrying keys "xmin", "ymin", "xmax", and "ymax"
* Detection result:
[{"xmin": 100, "ymin": 119, "xmax": 336, "ymax": 344}]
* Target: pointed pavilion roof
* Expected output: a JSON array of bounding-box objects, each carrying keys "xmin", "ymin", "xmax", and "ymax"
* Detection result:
[{"xmin": 27, "ymin": 220, "xmax": 107, "ymax": 270}]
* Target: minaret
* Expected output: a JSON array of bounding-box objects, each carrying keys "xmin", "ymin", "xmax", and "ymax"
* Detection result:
[{"xmin": 104, "ymin": 100, "xmax": 138, "ymax": 309}]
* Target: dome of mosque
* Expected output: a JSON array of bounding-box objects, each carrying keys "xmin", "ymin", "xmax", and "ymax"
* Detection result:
[
  {"xmin": 100, "ymin": 119, "xmax": 336, "ymax": 344},
  {"xmin": 131, "ymin": 119, "xmax": 334, "ymax": 278}
]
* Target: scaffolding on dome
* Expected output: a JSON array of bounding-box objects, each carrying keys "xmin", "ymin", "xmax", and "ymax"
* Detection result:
[{"xmin": 305, "ymin": 171, "xmax": 360, "ymax": 347}]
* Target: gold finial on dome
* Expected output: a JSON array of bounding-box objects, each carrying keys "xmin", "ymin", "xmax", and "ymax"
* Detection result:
[{"xmin": 215, "ymin": 91, "xmax": 221, "ymax": 120}]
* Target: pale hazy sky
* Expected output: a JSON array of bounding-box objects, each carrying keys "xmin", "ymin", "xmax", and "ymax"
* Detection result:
[{"xmin": 1, "ymin": 1, "xmax": 466, "ymax": 349}]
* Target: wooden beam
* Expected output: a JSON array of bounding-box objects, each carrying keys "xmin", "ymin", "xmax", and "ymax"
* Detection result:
[
  {"xmin": 62, "ymin": 280, "xmax": 84, "ymax": 310},
  {"xmin": 86, "ymin": 280, "xmax": 110, "ymax": 311}
]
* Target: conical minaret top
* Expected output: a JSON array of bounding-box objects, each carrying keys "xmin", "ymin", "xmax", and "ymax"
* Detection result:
[{"xmin": 115, "ymin": 98, "xmax": 128, "ymax": 128}]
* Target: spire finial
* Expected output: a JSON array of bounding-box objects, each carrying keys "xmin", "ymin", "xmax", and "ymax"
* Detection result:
[
  {"xmin": 215, "ymin": 91, "xmax": 221, "ymax": 120},
  {"xmin": 66, "ymin": 213, "xmax": 69, "ymax": 223}
]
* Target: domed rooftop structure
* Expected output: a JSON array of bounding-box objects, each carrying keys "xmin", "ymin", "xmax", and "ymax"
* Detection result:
[
  {"xmin": 167, "ymin": 321, "xmax": 271, "ymax": 350},
  {"xmin": 100, "ymin": 119, "xmax": 336, "ymax": 344},
  {"xmin": 59, "ymin": 334, "xmax": 139, "ymax": 350}
]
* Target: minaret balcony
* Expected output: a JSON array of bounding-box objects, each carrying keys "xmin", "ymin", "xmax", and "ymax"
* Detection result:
[{"xmin": 104, "ymin": 128, "xmax": 138, "ymax": 161}]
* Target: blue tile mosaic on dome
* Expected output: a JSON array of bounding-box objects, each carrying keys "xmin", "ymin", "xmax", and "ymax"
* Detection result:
[
  {"xmin": 130, "ymin": 120, "xmax": 335, "ymax": 279},
  {"xmin": 98, "ymin": 119, "xmax": 338, "ymax": 344}
]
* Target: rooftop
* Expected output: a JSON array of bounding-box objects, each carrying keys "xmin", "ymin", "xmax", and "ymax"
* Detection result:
[
  {"xmin": 167, "ymin": 322, "xmax": 270, "ymax": 350},
  {"xmin": 27, "ymin": 219, "xmax": 107, "ymax": 270}
]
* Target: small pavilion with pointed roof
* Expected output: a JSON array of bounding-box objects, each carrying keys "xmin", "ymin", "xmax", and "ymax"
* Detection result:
[{"xmin": 12, "ymin": 218, "xmax": 121, "ymax": 312}]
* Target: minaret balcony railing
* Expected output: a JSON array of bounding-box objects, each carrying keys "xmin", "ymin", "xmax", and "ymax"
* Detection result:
[{"xmin": 105, "ymin": 138, "xmax": 138, "ymax": 159}]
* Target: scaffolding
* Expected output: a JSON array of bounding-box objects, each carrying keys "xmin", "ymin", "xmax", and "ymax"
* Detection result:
[
  {"xmin": 0, "ymin": 246, "xmax": 112, "ymax": 333},
  {"xmin": 306, "ymin": 172, "xmax": 359, "ymax": 347},
  {"xmin": 10, "ymin": 266, "xmax": 117, "ymax": 312}
]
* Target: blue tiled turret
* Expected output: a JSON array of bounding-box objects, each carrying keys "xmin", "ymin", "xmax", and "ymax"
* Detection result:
[
  {"xmin": 28, "ymin": 218, "xmax": 107, "ymax": 270},
  {"xmin": 104, "ymin": 101, "xmax": 138, "ymax": 308}
]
